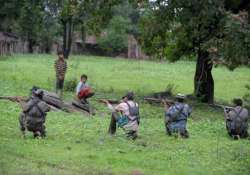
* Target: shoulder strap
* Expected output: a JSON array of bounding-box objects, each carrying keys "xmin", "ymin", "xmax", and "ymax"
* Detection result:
[
  {"xmin": 25, "ymin": 99, "xmax": 40, "ymax": 113},
  {"xmin": 125, "ymin": 101, "xmax": 137, "ymax": 109},
  {"xmin": 176, "ymin": 104, "xmax": 185, "ymax": 118},
  {"xmin": 125, "ymin": 101, "xmax": 139, "ymax": 115},
  {"xmin": 36, "ymin": 102, "xmax": 45, "ymax": 116},
  {"xmin": 26, "ymin": 99, "xmax": 44, "ymax": 116},
  {"xmin": 125, "ymin": 101, "xmax": 131, "ymax": 113},
  {"xmin": 233, "ymin": 107, "xmax": 243, "ymax": 120}
]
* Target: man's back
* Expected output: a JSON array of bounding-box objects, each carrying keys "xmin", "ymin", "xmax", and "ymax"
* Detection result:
[
  {"xmin": 19, "ymin": 95, "xmax": 50, "ymax": 138},
  {"xmin": 226, "ymin": 106, "xmax": 249, "ymax": 138},
  {"xmin": 166, "ymin": 102, "xmax": 191, "ymax": 122},
  {"xmin": 228, "ymin": 106, "xmax": 248, "ymax": 122},
  {"xmin": 23, "ymin": 97, "xmax": 49, "ymax": 121}
]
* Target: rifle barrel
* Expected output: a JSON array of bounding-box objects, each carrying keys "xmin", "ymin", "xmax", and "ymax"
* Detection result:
[{"xmin": 144, "ymin": 97, "xmax": 174, "ymax": 104}]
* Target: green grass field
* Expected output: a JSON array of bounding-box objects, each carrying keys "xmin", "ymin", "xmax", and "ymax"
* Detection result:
[{"xmin": 0, "ymin": 54, "xmax": 249, "ymax": 175}]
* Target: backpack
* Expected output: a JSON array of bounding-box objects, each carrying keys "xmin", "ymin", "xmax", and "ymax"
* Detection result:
[
  {"xmin": 125, "ymin": 102, "xmax": 140, "ymax": 124},
  {"xmin": 25, "ymin": 99, "xmax": 46, "ymax": 123},
  {"xmin": 228, "ymin": 108, "xmax": 245, "ymax": 135},
  {"xmin": 169, "ymin": 104, "xmax": 185, "ymax": 122}
]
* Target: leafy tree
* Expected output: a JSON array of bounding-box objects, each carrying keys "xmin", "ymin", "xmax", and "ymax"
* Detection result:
[
  {"xmin": 214, "ymin": 11, "xmax": 250, "ymax": 70},
  {"xmin": 139, "ymin": 0, "xmax": 250, "ymax": 103},
  {"xmin": 39, "ymin": 8, "xmax": 60, "ymax": 53},
  {"xmin": 97, "ymin": 0, "xmax": 139, "ymax": 55},
  {"xmin": 98, "ymin": 16, "xmax": 131, "ymax": 54},
  {"xmin": 18, "ymin": 0, "xmax": 44, "ymax": 53},
  {"xmin": 46, "ymin": 0, "xmax": 122, "ymax": 58},
  {"xmin": 0, "ymin": 0, "xmax": 24, "ymax": 32}
]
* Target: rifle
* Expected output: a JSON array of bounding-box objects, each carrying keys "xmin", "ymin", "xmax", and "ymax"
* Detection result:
[
  {"xmin": 144, "ymin": 97, "xmax": 175, "ymax": 106},
  {"xmin": 209, "ymin": 104, "xmax": 234, "ymax": 119},
  {"xmin": 0, "ymin": 96, "xmax": 60, "ymax": 112},
  {"xmin": 0, "ymin": 96, "xmax": 28, "ymax": 109},
  {"xmin": 98, "ymin": 99, "xmax": 120, "ymax": 104},
  {"xmin": 0, "ymin": 96, "xmax": 27, "ymax": 102},
  {"xmin": 209, "ymin": 104, "xmax": 234, "ymax": 110}
]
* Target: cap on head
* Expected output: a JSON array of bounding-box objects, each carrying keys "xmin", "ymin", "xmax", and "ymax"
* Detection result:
[
  {"xmin": 233, "ymin": 98, "xmax": 243, "ymax": 106},
  {"xmin": 123, "ymin": 91, "xmax": 134, "ymax": 101},
  {"xmin": 175, "ymin": 93, "xmax": 186, "ymax": 101}
]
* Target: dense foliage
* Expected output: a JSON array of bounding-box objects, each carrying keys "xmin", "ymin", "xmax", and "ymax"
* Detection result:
[
  {"xmin": 137, "ymin": 0, "xmax": 250, "ymax": 103},
  {"xmin": 0, "ymin": 0, "xmax": 249, "ymax": 103},
  {"xmin": 98, "ymin": 0, "xmax": 140, "ymax": 55}
]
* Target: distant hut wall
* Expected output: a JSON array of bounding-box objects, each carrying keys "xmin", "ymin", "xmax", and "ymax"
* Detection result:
[
  {"xmin": 0, "ymin": 41, "xmax": 17, "ymax": 56},
  {"xmin": 127, "ymin": 35, "xmax": 148, "ymax": 59},
  {"xmin": 0, "ymin": 32, "xmax": 20, "ymax": 56}
]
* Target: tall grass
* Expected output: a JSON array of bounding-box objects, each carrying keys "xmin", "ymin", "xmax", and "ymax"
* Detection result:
[
  {"xmin": 1, "ymin": 54, "xmax": 249, "ymax": 103},
  {"xmin": 0, "ymin": 54, "xmax": 249, "ymax": 175}
]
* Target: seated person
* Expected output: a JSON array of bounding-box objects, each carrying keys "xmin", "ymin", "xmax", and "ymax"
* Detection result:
[
  {"xmin": 103, "ymin": 92, "xmax": 140, "ymax": 140},
  {"xmin": 76, "ymin": 74, "xmax": 94, "ymax": 104},
  {"xmin": 224, "ymin": 98, "xmax": 249, "ymax": 139},
  {"xmin": 163, "ymin": 94, "xmax": 192, "ymax": 138}
]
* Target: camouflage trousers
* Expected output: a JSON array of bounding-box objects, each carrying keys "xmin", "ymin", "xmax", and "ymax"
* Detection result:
[
  {"xmin": 108, "ymin": 112, "xmax": 138, "ymax": 140},
  {"xmin": 165, "ymin": 120, "xmax": 189, "ymax": 138},
  {"xmin": 226, "ymin": 120, "xmax": 249, "ymax": 139},
  {"xmin": 19, "ymin": 113, "xmax": 46, "ymax": 138}
]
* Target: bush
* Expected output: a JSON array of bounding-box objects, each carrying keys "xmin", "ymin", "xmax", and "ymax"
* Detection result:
[
  {"xmin": 64, "ymin": 78, "xmax": 78, "ymax": 92},
  {"xmin": 97, "ymin": 16, "xmax": 130, "ymax": 55},
  {"xmin": 243, "ymin": 81, "xmax": 250, "ymax": 108}
]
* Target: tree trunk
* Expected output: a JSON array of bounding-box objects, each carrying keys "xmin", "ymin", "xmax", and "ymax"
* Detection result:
[
  {"xmin": 194, "ymin": 50, "xmax": 214, "ymax": 104},
  {"xmin": 28, "ymin": 38, "xmax": 34, "ymax": 53},
  {"xmin": 81, "ymin": 24, "xmax": 86, "ymax": 51},
  {"xmin": 62, "ymin": 18, "xmax": 73, "ymax": 59},
  {"xmin": 45, "ymin": 38, "xmax": 50, "ymax": 53},
  {"xmin": 62, "ymin": 20, "xmax": 67, "ymax": 55}
]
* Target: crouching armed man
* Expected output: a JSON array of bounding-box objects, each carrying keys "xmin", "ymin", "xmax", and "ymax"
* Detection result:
[
  {"xmin": 103, "ymin": 92, "xmax": 140, "ymax": 140},
  {"xmin": 163, "ymin": 94, "xmax": 192, "ymax": 138},
  {"xmin": 19, "ymin": 89, "xmax": 50, "ymax": 138},
  {"xmin": 224, "ymin": 98, "xmax": 249, "ymax": 139}
]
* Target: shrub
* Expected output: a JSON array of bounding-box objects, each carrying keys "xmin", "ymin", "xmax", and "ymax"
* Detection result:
[
  {"xmin": 243, "ymin": 80, "xmax": 250, "ymax": 108},
  {"xmin": 64, "ymin": 78, "xmax": 78, "ymax": 92}
]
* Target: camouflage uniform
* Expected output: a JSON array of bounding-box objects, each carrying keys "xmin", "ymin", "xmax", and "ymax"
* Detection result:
[
  {"xmin": 165, "ymin": 102, "xmax": 192, "ymax": 138},
  {"xmin": 19, "ymin": 96, "xmax": 50, "ymax": 137},
  {"xmin": 225, "ymin": 106, "xmax": 249, "ymax": 138}
]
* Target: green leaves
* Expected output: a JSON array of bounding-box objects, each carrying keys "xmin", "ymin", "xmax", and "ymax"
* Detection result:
[{"xmin": 218, "ymin": 12, "xmax": 250, "ymax": 70}]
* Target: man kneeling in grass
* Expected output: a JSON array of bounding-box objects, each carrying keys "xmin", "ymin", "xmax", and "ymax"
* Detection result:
[
  {"xmin": 102, "ymin": 92, "xmax": 140, "ymax": 140},
  {"xmin": 19, "ymin": 88, "xmax": 50, "ymax": 138},
  {"xmin": 163, "ymin": 94, "xmax": 192, "ymax": 138},
  {"xmin": 224, "ymin": 98, "xmax": 249, "ymax": 139}
]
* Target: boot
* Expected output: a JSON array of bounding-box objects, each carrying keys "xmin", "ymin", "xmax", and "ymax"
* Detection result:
[
  {"xmin": 108, "ymin": 113, "xmax": 117, "ymax": 135},
  {"xmin": 33, "ymin": 131, "xmax": 41, "ymax": 138}
]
